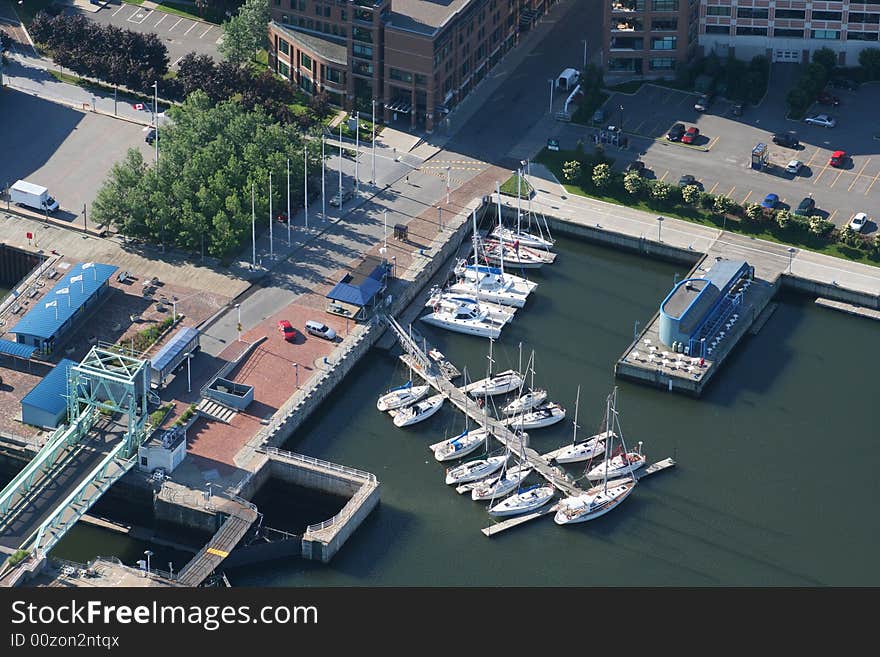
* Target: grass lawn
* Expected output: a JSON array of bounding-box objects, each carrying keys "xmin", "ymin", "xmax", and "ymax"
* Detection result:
[
  {"xmin": 155, "ymin": 2, "xmax": 224, "ymax": 24},
  {"xmin": 536, "ymin": 148, "xmax": 879, "ymax": 267},
  {"xmin": 500, "ymin": 173, "xmax": 533, "ymax": 198},
  {"xmin": 122, "ymin": 0, "xmax": 145, "ymax": 5}
]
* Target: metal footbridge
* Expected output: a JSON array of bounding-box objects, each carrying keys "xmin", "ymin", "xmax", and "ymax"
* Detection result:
[{"xmin": 0, "ymin": 347, "xmax": 151, "ymax": 560}]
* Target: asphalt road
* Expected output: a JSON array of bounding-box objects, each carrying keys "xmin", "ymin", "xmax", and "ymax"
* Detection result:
[{"xmin": 79, "ymin": 2, "xmax": 223, "ymax": 67}]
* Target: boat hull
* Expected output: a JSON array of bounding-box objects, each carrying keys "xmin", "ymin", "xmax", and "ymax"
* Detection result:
[
  {"xmin": 447, "ymin": 280, "xmax": 528, "ymax": 308},
  {"xmin": 390, "ymin": 395, "xmax": 444, "ymax": 427},
  {"xmin": 471, "ymin": 467, "xmax": 533, "ymax": 501},
  {"xmin": 419, "ymin": 314, "xmax": 502, "ymax": 339},
  {"xmin": 445, "ymin": 455, "xmax": 508, "ymax": 485},
  {"xmin": 488, "ymin": 487, "xmax": 555, "ymax": 517},
  {"xmin": 553, "ymin": 481, "xmax": 636, "ymax": 525},
  {"xmin": 376, "ymin": 385, "xmax": 430, "ymax": 412},
  {"xmin": 553, "ymin": 440, "xmax": 605, "ymax": 464},
  {"xmin": 502, "ymin": 389, "xmax": 548, "ymax": 415},
  {"xmin": 432, "ymin": 429, "xmax": 490, "ymax": 462},
  {"xmin": 586, "ymin": 455, "xmax": 646, "ymax": 481}
]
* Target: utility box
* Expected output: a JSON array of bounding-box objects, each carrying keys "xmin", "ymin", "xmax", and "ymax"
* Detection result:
[{"xmin": 751, "ymin": 142, "xmax": 768, "ymax": 170}]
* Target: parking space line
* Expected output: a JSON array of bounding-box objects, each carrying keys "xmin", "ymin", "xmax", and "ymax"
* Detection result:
[
  {"xmin": 184, "ymin": 22, "xmax": 198, "ymax": 36},
  {"xmin": 805, "ymin": 146, "xmax": 822, "ymax": 168},
  {"xmin": 813, "ymin": 162, "xmax": 831, "ymax": 184},
  {"xmin": 709, "ymin": 182, "xmax": 719, "ymax": 194},
  {"xmin": 848, "ymin": 158, "xmax": 871, "ymax": 192},
  {"xmin": 200, "ymin": 26, "xmax": 213, "ymax": 39},
  {"xmin": 659, "ymin": 170, "xmax": 669, "ymax": 182},
  {"xmin": 172, "ymin": 56, "xmax": 183, "ymax": 67},
  {"xmin": 827, "ymin": 209, "xmax": 838, "ymax": 223},
  {"xmin": 741, "ymin": 191, "xmax": 752, "ymax": 205},
  {"xmin": 633, "ymin": 120, "xmax": 645, "ymax": 134},
  {"xmin": 677, "ymin": 93, "xmax": 692, "ymax": 107},
  {"xmin": 707, "ymin": 136, "xmax": 719, "ymax": 151},
  {"xmin": 112, "ymin": 4, "xmax": 126, "ymax": 16},
  {"xmin": 866, "ymin": 170, "xmax": 880, "ymax": 196},
  {"xmin": 155, "ymin": 14, "xmax": 168, "ymax": 28},
  {"xmin": 829, "ymin": 169, "xmax": 845, "ymax": 188},
  {"xmin": 725, "ymin": 186, "xmax": 735, "ymax": 198},
  {"xmin": 127, "ymin": 8, "xmax": 150, "ymax": 25},
  {"xmin": 169, "ymin": 17, "xmax": 184, "ymax": 31}
]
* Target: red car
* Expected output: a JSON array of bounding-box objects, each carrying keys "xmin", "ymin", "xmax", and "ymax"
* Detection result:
[
  {"xmin": 829, "ymin": 150, "xmax": 847, "ymax": 167},
  {"xmin": 277, "ymin": 320, "xmax": 298, "ymax": 342},
  {"xmin": 681, "ymin": 127, "xmax": 700, "ymax": 144},
  {"xmin": 817, "ymin": 91, "xmax": 840, "ymax": 106}
]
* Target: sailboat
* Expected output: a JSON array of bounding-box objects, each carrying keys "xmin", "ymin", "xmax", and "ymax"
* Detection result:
[
  {"xmin": 502, "ymin": 388, "xmax": 548, "ymax": 415},
  {"xmin": 554, "ymin": 388, "xmax": 638, "ymax": 525},
  {"xmin": 389, "ymin": 394, "xmax": 445, "ymax": 427},
  {"xmin": 504, "ymin": 402, "xmax": 566, "ymax": 430},
  {"xmin": 448, "ymin": 208, "xmax": 537, "ymax": 308},
  {"xmin": 431, "ymin": 427, "xmax": 491, "ymax": 462},
  {"xmin": 552, "ymin": 386, "xmax": 612, "ymax": 464},
  {"xmin": 470, "ymin": 463, "xmax": 533, "ymax": 500},
  {"xmin": 376, "ymin": 380, "xmax": 430, "ymax": 412},
  {"xmin": 491, "ymin": 170, "xmax": 555, "ymax": 250},
  {"xmin": 424, "ymin": 288, "xmax": 516, "ymax": 325},
  {"xmin": 420, "ymin": 295, "xmax": 507, "ymax": 339},
  {"xmin": 445, "ymin": 454, "xmax": 509, "ymax": 485},
  {"xmin": 586, "ymin": 439, "xmax": 646, "ymax": 481},
  {"xmin": 487, "ymin": 483, "xmax": 556, "ymax": 517}
]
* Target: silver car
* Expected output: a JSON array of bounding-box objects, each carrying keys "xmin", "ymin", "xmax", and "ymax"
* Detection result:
[
  {"xmin": 804, "ymin": 114, "xmax": 836, "ymax": 128},
  {"xmin": 786, "ymin": 159, "xmax": 803, "ymax": 174}
]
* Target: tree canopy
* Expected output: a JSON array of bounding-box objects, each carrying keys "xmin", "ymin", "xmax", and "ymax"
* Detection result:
[{"xmin": 219, "ymin": 0, "xmax": 270, "ymax": 65}]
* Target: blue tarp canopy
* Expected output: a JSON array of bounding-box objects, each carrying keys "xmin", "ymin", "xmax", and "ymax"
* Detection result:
[
  {"xmin": 11, "ymin": 262, "xmax": 118, "ymax": 340},
  {"xmin": 326, "ymin": 256, "xmax": 388, "ymax": 308},
  {"xmin": 150, "ymin": 326, "xmax": 200, "ymax": 377},
  {"xmin": 0, "ymin": 338, "xmax": 36, "ymax": 359},
  {"xmin": 20, "ymin": 358, "xmax": 75, "ymax": 416}
]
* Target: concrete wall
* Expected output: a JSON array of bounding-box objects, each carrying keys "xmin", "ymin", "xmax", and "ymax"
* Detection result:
[
  {"xmin": 781, "ymin": 274, "xmax": 880, "ymax": 310},
  {"xmin": 302, "ymin": 482, "xmax": 380, "ymax": 563},
  {"xmin": 153, "ymin": 490, "xmax": 220, "ymax": 535},
  {"xmin": 268, "ymin": 457, "xmax": 363, "ymax": 497}
]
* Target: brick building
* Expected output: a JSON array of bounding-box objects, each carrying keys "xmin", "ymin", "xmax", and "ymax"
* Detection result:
[{"xmin": 268, "ymin": 0, "xmax": 560, "ymax": 131}]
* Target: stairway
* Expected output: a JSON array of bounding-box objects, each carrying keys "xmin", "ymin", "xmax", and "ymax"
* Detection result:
[
  {"xmin": 196, "ymin": 399, "xmax": 238, "ymax": 424},
  {"xmin": 519, "ymin": 8, "xmax": 538, "ymax": 29}
]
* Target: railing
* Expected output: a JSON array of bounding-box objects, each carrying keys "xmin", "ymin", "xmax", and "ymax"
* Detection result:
[
  {"xmin": 199, "ymin": 336, "xmax": 264, "ymax": 398},
  {"xmin": 260, "ymin": 446, "xmax": 377, "ymax": 484},
  {"xmin": 305, "ymin": 480, "xmax": 377, "ymax": 534}
]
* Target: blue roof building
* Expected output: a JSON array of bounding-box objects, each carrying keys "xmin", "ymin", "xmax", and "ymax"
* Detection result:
[
  {"xmin": 11, "ymin": 262, "xmax": 117, "ymax": 354},
  {"xmin": 149, "ymin": 326, "xmax": 200, "ymax": 387},
  {"xmin": 20, "ymin": 358, "xmax": 76, "ymax": 429},
  {"xmin": 326, "ymin": 255, "xmax": 389, "ymax": 320}
]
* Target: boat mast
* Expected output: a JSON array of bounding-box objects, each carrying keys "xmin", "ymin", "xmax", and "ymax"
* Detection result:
[
  {"xmin": 495, "ymin": 181, "xmax": 505, "ymax": 278},
  {"xmin": 571, "ymin": 385, "xmax": 580, "ymax": 447},
  {"xmin": 516, "ymin": 165, "xmax": 522, "ymax": 236},
  {"xmin": 517, "ymin": 341, "xmax": 522, "ymax": 378},
  {"xmin": 603, "ymin": 392, "xmax": 612, "ymax": 495}
]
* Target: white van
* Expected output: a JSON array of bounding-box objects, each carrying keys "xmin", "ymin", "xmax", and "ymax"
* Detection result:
[
  {"xmin": 556, "ymin": 68, "xmax": 580, "ymax": 92},
  {"xmin": 305, "ymin": 320, "xmax": 337, "ymax": 341}
]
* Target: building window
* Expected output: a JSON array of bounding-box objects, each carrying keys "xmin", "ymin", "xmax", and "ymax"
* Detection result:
[
  {"xmin": 773, "ymin": 28, "xmax": 804, "ymax": 38},
  {"xmin": 461, "ymin": 60, "xmax": 470, "ymax": 76},
  {"xmin": 300, "ymin": 52, "xmax": 312, "ymax": 69},
  {"xmin": 849, "ymin": 13, "xmax": 880, "ymax": 24},
  {"xmin": 415, "ymin": 73, "xmax": 428, "ymax": 86},
  {"xmin": 298, "ymin": 0, "xmax": 305, "ymax": 9},
  {"xmin": 607, "ymin": 57, "xmax": 640, "ymax": 72},
  {"xmin": 705, "ymin": 25, "xmax": 730, "ymax": 34},
  {"xmin": 315, "ymin": 4, "xmax": 321, "ymax": 15},
  {"xmin": 324, "ymin": 6, "xmax": 330, "ymax": 17},
  {"xmin": 651, "ymin": 36, "xmax": 677, "ymax": 50},
  {"xmin": 847, "ymin": 31, "xmax": 880, "ymax": 40},
  {"xmin": 353, "ymin": 61, "xmax": 373, "ymax": 75},
  {"xmin": 736, "ymin": 8, "xmax": 768, "ymax": 19},
  {"xmin": 325, "ymin": 66, "xmax": 343, "ymax": 83},
  {"xmin": 279, "ymin": 39, "xmax": 290, "ymax": 56},
  {"xmin": 352, "ymin": 43, "xmax": 373, "ymax": 59},
  {"xmin": 705, "ymin": 6, "xmax": 730, "ymax": 16},
  {"xmin": 736, "ymin": 26, "xmax": 768, "ymax": 36},
  {"xmin": 811, "ymin": 29, "xmax": 840, "ymax": 40},
  {"xmin": 355, "ymin": 8, "xmax": 372, "ymax": 22},
  {"xmin": 282, "ymin": 13, "xmax": 289, "ymax": 24},
  {"xmin": 389, "ymin": 68, "xmax": 413, "ymax": 83},
  {"xmin": 301, "ymin": 77, "xmax": 314, "ymax": 94},
  {"xmin": 279, "ymin": 61, "xmax": 290, "ymax": 79},
  {"xmin": 774, "ymin": 9, "xmax": 805, "ymax": 20},
  {"xmin": 812, "ymin": 11, "xmax": 842, "ymax": 21},
  {"xmin": 651, "ymin": 18, "xmax": 677, "ymax": 31},
  {"xmin": 352, "ymin": 26, "xmax": 372, "ymax": 43},
  {"xmin": 274, "ymin": 0, "xmax": 280, "ymax": 5},
  {"xmin": 649, "ymin": 57, "xmax": 675, "ymax": 70},
  {"xmin": 306, "ymin": 18, "xmax": 313, "ymax": 29},
  {"xmin": 651, "ymin": 0, "xmax": 678, "ymax": 11},
  {"xmin": 341, "ymin": 9, "xmax": 346, "ymax": 20}
]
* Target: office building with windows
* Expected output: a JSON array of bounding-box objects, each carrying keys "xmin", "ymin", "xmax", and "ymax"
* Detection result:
[{"xmin": 268, "ymin": 0, "xmax": 557, "ymax": 131}]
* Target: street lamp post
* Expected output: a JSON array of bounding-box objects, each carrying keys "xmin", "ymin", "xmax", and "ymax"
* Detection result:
[
  {"xmin": 371, "ymin": 99, "xmax": 376, "ymax": 185},
  {"xmin": 321, "ymin": 134, "xmax": 325, "ymax": 223},
  {"xmin": 268, "ymin": 171, "xmax": 273, "ymax": 259},
  {"xmin": 788, "ymin": 247, "xmax": 796, "ymax": 273},
  {"xmin": 144, "ymin": 550, "xmax": 153, "ymax": 575},
  {"xmin": 657, "ymin": 215, "xmax": 664, "ymax": 242},
  {"xmin": 438, "ymin": 206, "xmax": 443, "ymax": 231},
  {"xmin": 338, "ymin": 123, "xmax": 343, "ymax": 213},
  {"xmin": 619, "ymin": 104, "xmax": 624, "ymax": 131},
  {"xmin": 548, "ymin": 78, "xmax": 554, "ymax": 115},
  {"xmin": 251, "ymin": 183, "xmax": 256, "ymax": 269},
  {"xmin": 445, "ymin": 166, "xmax": 451, "ymax": 204},
  {"xmin": 355, "ymin": 111, "xmax": 360, "ymax": 196},
  {"xmin": 286, "ymin": 158, "xmax": 291, "ymax": 243},
  {"xmin": 294, "ymin": 362, "xmax": 299, "ymax": 389},
  {"xmin": 303, "ymin": 146, "xmax": 308, "ymax": 228},
  {"xmin": 582, "ymin": 39, "xmax": 588, "ymax": 69},
  {"xmin": 185, "ymin": 352, "xmax": 193, "ymax": 394},
  {"xmin": 235, "ymin": 303, "xmax": 241, "ymax": 341}
]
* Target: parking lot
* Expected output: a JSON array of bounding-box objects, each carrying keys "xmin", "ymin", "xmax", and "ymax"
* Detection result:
[
  {"xmin": 570, "ymin": 73, "xmax": 880, "ymax": 232},
  {"xmin": 78, "ymin": 2, "xmax": 222, "ymax": 67}
]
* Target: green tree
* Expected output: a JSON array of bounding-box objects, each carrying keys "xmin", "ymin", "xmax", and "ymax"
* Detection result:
[
  {"xmin": 812, "ymin": 47, "xmax": 837, "ymax": 76},
  {"xmin": 698, "ymin": 192, "xmax": 715, "ymax": 210},
  {"xmin": 786, "ymin": 87, "xmax": 809, "ymax": 114},
  {"xmin": 219, "ymin": 0, "xmax": 270, "ymax": 65},
  {"xmin": 713, "ymin": 195, "xmax": 736, "ymax": 216},
  {"xmin": 623, "ymin": 170, "xmax": 645, "ymax": 197},
  {"xmin": 775, "ymin": 209, "xmax": 792, "ymax": 230},
  {"xmin": 744, "ymin": 203, "xmax": 764, "ymax": 223},
  {"xmin": 649, "ymin": 181, "xmax": 672, "ymax": 205},
  {"xmin": 592, "ymin": 163, "xmax": 612, "ymax": 190},
  {"xmin": 809, "ymin": 216, "xmax": 835, "ymax": 238},
  {"xmin": 562, "ymin": 160, "xmax": 581, "ymax": 183},
  {"xmin": 858, "ymin": 48, "xmax": 880, "ymax": 80},
  {"xmin": 681, "ymin": 184, "xmax": 701, "ymax": 205}
]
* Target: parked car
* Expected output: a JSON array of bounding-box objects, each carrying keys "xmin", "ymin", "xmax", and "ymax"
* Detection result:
[
  {"xmin": 666, "ymin": 123, "xmax": 686, "ymax": 141},
  {"xmin": 329, "ymin": 189, "xmax": 353, "ymax": 207},
  {"xmin": 830, "ymin": 77, "xmax": 859, "ymax": 91},
  {"xmin": 786, "ymin": 159, "xmax": 803, "ymax": 175},
  {"xmin": 761, "ymin": 193, "xmax": 779, "ymax": 210},
  {"xmin": 773, "ymin": 132, "xmax": 799, "ymax": 148},
  {"xmin": 681, "ymin": 127, "xmax": 700, "ymax": 144},
  {"xmin": 694, "ymin": 93, "xmax": 712, "ymax": 112},
  {"xmin": 794, "ymin": 197, "xmax": 816, "ymax": 217},
  {"xmin": 277, "ymin": 320, "xmax": 298, "ymax": 342},
  {"xmin": 677, "ymin": 174, "xmax": 702, "ymax": 189},
  {"xmin": 305, "ymin": 320, "xmax": 337, "ymax": 341},
  {"xmin": 592, "ymin": 108, "xmax": 606, "ymax": 124},
  {"xmin": 849, "ymin": 212, "xmax": 868, "ymax": 232},
  {"xmin": 145, "ymin": 128, "xmax": 157, "ymax": 145},
  {"xmin": 625, "ymin": 160, "xmax": 646, "ymax": 175},
  {"xmin": 817, "ymin": 91, "xmax": 840, "ymax": 106},
  {"xmin": 829, "ymin": 150, "xmax": 847, "ymax": 167},
  {"xmin": 804, "ymin": 114, "xmax": 836, "ymax": 128}
]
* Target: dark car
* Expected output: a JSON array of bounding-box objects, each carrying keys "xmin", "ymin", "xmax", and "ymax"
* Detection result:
[
  {"xmin": 694, "ymin": 93, "xmax": 712, "ymax": 112},
  {"xmin": 666, "ymin": 123, "xmax": 686, "ymax": 141},
  {"xmin": 772, "ymin": 132, "xmax": 799, "ymax": 148},
  {"xmin": 830, "ymin": 78, "xmax": 859, "ymax": 91},
  {"xmin": 678, "ymin": 174, "xmax": 702, "ymax": 189},
  {"xmin": 145, "ymin": 128, "xmax": 157, "ymax": 145},
  {"xmin": 625, "ymin": 161, "xmax": 646, "ymax": 175},
  {"xmin": 794, "ymin": 197, "xmax": 816, "ymax": 217},
  {"xmin": 817, "ymin": 90, "xmax": 840, "ymax": 106}
]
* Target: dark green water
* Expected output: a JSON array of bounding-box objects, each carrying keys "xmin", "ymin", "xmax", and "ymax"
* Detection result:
[{"xmin": 35, "ymin": 235, "xmax": 880, "ymax": 585}]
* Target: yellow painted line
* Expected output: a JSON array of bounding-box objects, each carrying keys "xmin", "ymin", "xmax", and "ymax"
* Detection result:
[
  {"xmin": 726, "ymin": 186, "xmax": 736, "ymax": 198},
  {"xmin": 813, "ymin": 162, "xmax": 831, "ymax": 184},
  {"xmin": 633, "ymin": 120, "xmax": 646, "ymax": 134},
  {"xmin": 866, "ymin": 170, "xmax": 880, "ymax": 196},
  {"xmin": 829, "ymin": 169, "xmax": 845, "ymax": 188},
  {"xmin": 827, "ymin": 209, "xmax": 838, "ymax": 223},
  {"xmin": 707, "ymin": 136, "xmax": 720, "ymax": 151},
  {"xmin": 849, "ymin": 158, "xmax": 871, "ymax": 192},
  {"xmin": 659, "ymin": 170, "xmax": 669, "ymax": 182},
  {"xmin": 805, "ymin": 147, "xmax": 822, "ymax": 167},
  {"xmin": 207, "ymin": 548, "xmax": 229, "ymax": 558},
  {"xmin": 741, "ymin": 191, "xmax": 753, "ymax": 205},
  {"xmin": 709, "ymin": 182, "xmax": 719, "ymax": 194}
]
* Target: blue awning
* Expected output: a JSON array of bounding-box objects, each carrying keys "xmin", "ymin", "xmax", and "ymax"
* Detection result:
[
  {"xmin": 0, "ymin": 338, "xmax": 37, "ymax": 359},
  {"xmin": 150, "ymin": 326, "xmax": 200, "ymax": 377},
  {"xmin": 326, "ymin": 277, "xmax": 383, "ymax": 307}
]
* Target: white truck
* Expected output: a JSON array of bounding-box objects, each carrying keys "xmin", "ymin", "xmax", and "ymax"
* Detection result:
[{"xmin": 9, "ymin": 180, "xmax": 59, "ymax": 213}]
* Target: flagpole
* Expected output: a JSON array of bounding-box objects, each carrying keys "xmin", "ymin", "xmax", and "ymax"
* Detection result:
[
  {"xmin": 321, "ymin": 134, "xmax": 325, "ymax": 223},
  {"xmin": 304, "ymin": 146, "xmax": 308, "ymax": 229},
  {"xmin": 251, "ymin": 183, "xmax": 256, "ymax": 269},
  {"xmin": 269, "ymin": 171, "xmax": 273, "ymax": 259},
  {"xmin": 287, "ymin": 158, "xmax": 291, "ymax": 245}
]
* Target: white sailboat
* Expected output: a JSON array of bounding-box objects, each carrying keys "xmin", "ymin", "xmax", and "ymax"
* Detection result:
[
  {"xmin": 419, "ymin": 297, "xmax": 507, "ymax": 339},
  {"xmin": 445, "ymin": 454, "xmax": 509, "ymax": 485},
  {"xmin": 554, "ymin": 388, "xmax": 638, "ymax": 525},
  {"xmin": 504, "ymin": 402, "xmax": 566, "ymax": 430},
  {"xmin": 464, "ymin": 369, "xmax": 524, "ymax": 397},
  {"xmin": 479, "ymin": 237, "xmax": 552, "ymax": 270},
  {"xmin": 552, "ymin": 387, "xmax": 611, "ymax": 464},
  {"xmin": 470, "ymin": 463, "xmax": 532, "ymax": 500},
  {"xmin": 376, "ymin": 381, "xmax": 430, "ymax": 412},
  {"xmin": 487, "ymin": 484, "xmax": 556, "ymax": 517},
  {"xmin": 389, "ymin": 394, "xmax": 445, "ymax": 427},
  {"xmin": 586, "ymin": 439, "xmax": 645, "ymax": 481},
  {"xmin": 490, "ymin": 168, "xmax": 556, "ymax": 250},
  {"xmin": 424, "ymin": 288, "xmax": 516, "ymax": 325},
  {"xmin": 431, "ymin": 427, "xmax": 490, "ymax": 462}
]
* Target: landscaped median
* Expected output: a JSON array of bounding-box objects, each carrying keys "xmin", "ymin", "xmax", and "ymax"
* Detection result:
[
  {"xmin": 499, "ymin": 173, "xmax": 533, "ymax": 199},
  {"xmin": 536, "ymin": 146, "xmax": 880, "ymax": 267}
]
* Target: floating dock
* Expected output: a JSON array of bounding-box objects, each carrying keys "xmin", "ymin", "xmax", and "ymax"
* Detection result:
[{"xmin": 814, "ymin": 298, "xmax": 880, "ymax": 321}]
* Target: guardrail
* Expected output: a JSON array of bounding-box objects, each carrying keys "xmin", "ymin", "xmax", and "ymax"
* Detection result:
[
  {"xmin": 305, "ymin": 480, "xmax": 376, "ymax": 535},
  {"xmin": 199, "ymin": 336, "xmax": 266, "ymax": 398},
  {"xmin": 260, "ymin": 446, "xmax": 377, "ymax": 484}
]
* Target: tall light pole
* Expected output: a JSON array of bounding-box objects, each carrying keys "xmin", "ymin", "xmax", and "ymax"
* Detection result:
[
  {"xmin": 152, "ymin": 81, "xmax": 159, "ymax": 166},
  {"xmin": 657, "ymin": 215, "xmax": 664, "ymax": 242},
  {"xmin": 338, "ymin": 122, "xmax": 343, "ymax": 212},
  {"xmin": 268, "ymin": 171, "xmax": 274, "ymax": 259},
  {"xmin": 235, "ymin": 303, "xmax": 241, "ymax": 341},
  {"xmin": 303, "ymin": 146, "xmax": 308, "ymax": 228},
  {"xmin": 251, "ymin": 183, "xmax": 256, "ymax": 269},
  {"xmin": 582, "ymin": 39, "xmax": 588, "ymax": 70},
  {"xmin": 185, "ymin": 352, "xmax": 193, "ymax": 394},
  {"xmin": 144, "ymin": 550, "xmax": 153, "ymax": 575},
  {"xmin": 380, "ymin": 210, "xmax": 387, "ymax": 255},
  {"xmin": 293, "ymin": 362, "xmax": 299, "ymax": 389},
  {"xmin": 548, "ymin": 78, "xmax": 554, "ymax": 115},
  {"xmin": 445, "ymin": 165, "xmax": 450, "ymax": 204},
  {"xmin": 321, "ymin": 134, "xmax": 325, "ymax": 223},
  {"xmin": 788, "ymin": 247, "xmax": 795, "ymax": 273},
  {"xmin": 371, "ymin": 99, "xmax": 376, "ymax": 185},
  {"xmin": 286, "ymin": 158, "xmax": 291, "ymax": 243},
  {"xmin": 354, "ymin": 111, "xmax": 360, "ymax": 196}
]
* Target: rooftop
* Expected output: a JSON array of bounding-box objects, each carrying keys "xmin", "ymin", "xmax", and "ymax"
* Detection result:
[
  {"xmin": 20, "ymin": 358, "xmax": 75, "ymax": 417},
  {"xmin": 387, "ymin": 0, "xmax": 474, "ymax": 36},
  {"xmin": 327, "ymin": 255, "xmax": 389, "ymax": 307},
  {"xmin": 272, "ymin": 21, "xmax": 348, "ymax": 65},
  {"xmin": 663, "ymin": 279, "xmax": 710, "ymax": 319}
]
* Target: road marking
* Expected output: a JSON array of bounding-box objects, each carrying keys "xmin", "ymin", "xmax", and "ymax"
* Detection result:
[
  {"xmin": 215, "ymin": 35, "xmax": 224, "ymax": 45},
  {"xmin": 154, "ymin": 14, "xmax": 168, "ymax": 28},
  {"xmin": 866, "ymin": 170, "xmax": 880, "ymax": 196},
  {"xmin": 741, "ymin": 191, "xmax": 752, "ymax": 205},
  {"xmin": 805, "ymin": 146, "xmax": 821, "ymax": 167},
  {"xmin": 725, "ymin": 186, "xmax": 735, "ymax": 198},
  {"xmin": 633, "ymin": 120, "xmax": 645, "ymax": 134},
  {"xmin": 848, "ymin": 158, "xmax": 871, "ymax": 192},
  {"xmin": 659, "ymin": 170, "xmax": 669, "ymax": 182},
  {"xmin": 169, "ymin": 17, "xmax": 184, "ymax": 31},
  {"xmin": 127, "ymin": 9, "xmax": 150, "ymax": 25},
  {"xmin": 172, "ymin": 56, "xmax": 183, "ymax": 67},
  {"xmin": 112, "ymin": 4, "xmax": 126, "ymax": 16},
  {"xmin": 184, "ymin": 22, "xmax": 199, "ymax": 36},
  {"xmin": 200, "ymin": 26, "xmax": 213, "ymax": 39},
  {"xmin": 709, "ymin": 182, "xmax": 719, "ymax": 194},
  {"xmin": 813, "ymin": 162, "xmax": 831, "ymax": 184},
  {"xmin": 827, "ymin": 209, "xmax": 838, "ymax": 223},
  {"xmin": 829, "ymin": 169, "xmax": 845, "ymax": 188},
  {"xmin": 707, "ymin": 136, "xmax": 720, "ymax": 151}
]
